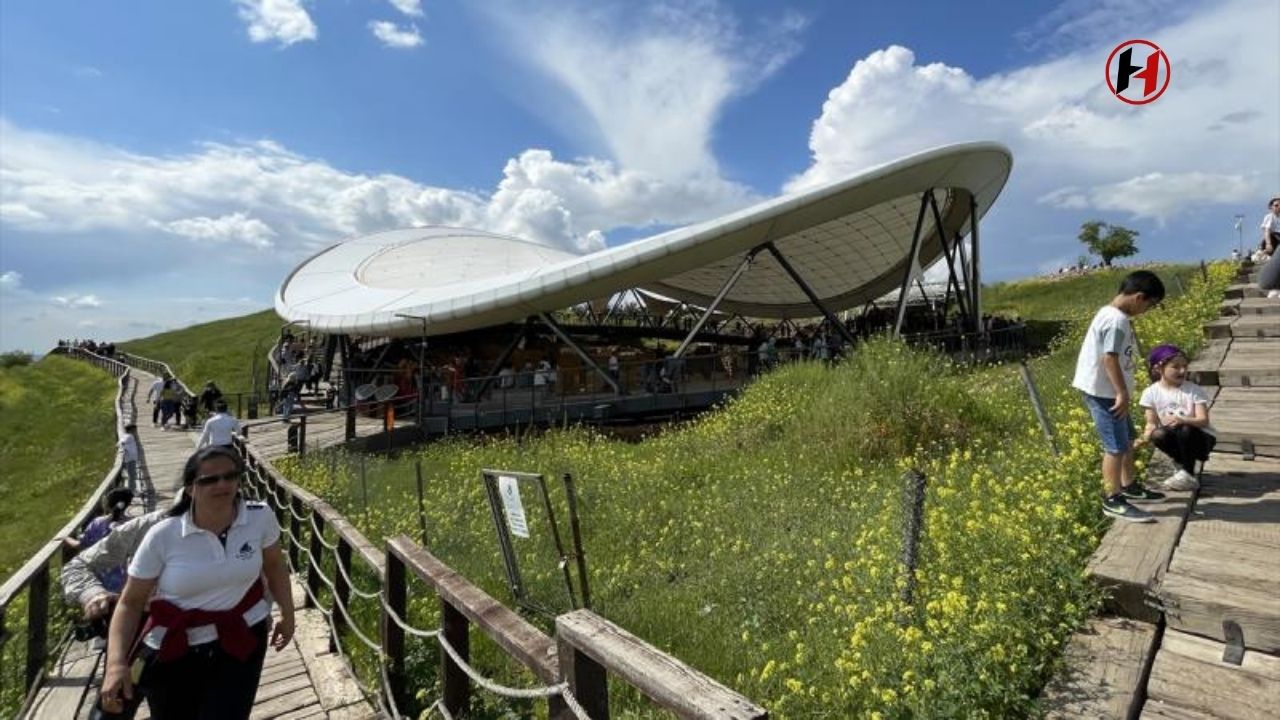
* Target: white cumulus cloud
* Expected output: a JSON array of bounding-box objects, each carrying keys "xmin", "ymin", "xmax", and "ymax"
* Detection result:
[
  {"xmin": 787, "ymin": 0, "xmax": 1278, "ymax": 235},
  {"xmin": 368, "ymin": 20, "xmax": 423, "ymax": 49},
  {"xmin": 0, "ymin": 271, "xmax": 22, "ymax": 290},
  {"xmin": 234, "ymin": 0, "xmax": 317, "ymax": 47},
  {"xmin": 485, "ymin": 2, "xmax": 805, "ymax": 181},
  {"xmin": 157, "ymin": 212, "xmax": 278, "ymax": 248},
  {"xmin": 387, "ymin": 0, "xmax": 423, "ymax": 17},
  {"xmin": 52, "ymin": 293, "xmax": 102, "ymax": 309}
]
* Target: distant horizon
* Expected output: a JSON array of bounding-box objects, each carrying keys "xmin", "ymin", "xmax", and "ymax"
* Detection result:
[{"xmin": 2, "ymin": 0, "xmax": 1276, "ymax": 352}]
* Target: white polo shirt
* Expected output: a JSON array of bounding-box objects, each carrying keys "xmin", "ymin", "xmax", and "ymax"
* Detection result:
[
  {"xmin": 198, "ymin": 412, "xmax": 241, "ymax": 448},
  {"xmin": 129, "ymin": 499, "xmax": 280, "ymax": 649}
]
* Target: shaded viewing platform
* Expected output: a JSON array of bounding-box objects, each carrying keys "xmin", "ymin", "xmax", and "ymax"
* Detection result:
[{"xmin": 1043, "ymin": 263, "xmax": 1280, "ymax": 719}]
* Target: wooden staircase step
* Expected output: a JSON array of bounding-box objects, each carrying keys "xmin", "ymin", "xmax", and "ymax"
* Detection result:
[
  {"xmin": 1225, "ymin": 284, "xmax": 1265, "ymax": 300},
  {"xmin": 1041, "ymin": 617, "xmax": 1157, "ymax": 719},
  {"xmin": 1143, "ymin": 630, "xmax": 1280, "ymax": 719},
  {"xmin": 1205, "ymin": 315, "xmax": 1280, "ymax": 340},
  {"xmin": 1087, "ymin": 488, "xmax": 1196, "ymax": 622},
  {"xmin": 1221, "ymin": 298, "xmax": 1280, "ymax": 316}
]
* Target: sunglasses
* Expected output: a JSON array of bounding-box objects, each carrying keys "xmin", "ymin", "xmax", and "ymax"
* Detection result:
[{"xmin": 194, "ymin": 470, "xmax": 243, "ymax": 486}]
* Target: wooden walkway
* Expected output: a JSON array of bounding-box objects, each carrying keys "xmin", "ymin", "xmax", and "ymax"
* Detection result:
[
  {"xmin": 24, "ymin": 367, "xmax": 378, "ymax": 719},
  {"xmin": 1044, "ymin": 264, "xmax": 1280, "ymax": 719}
]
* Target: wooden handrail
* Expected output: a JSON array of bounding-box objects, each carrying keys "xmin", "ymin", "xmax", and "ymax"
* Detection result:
[
  {"xmin": 0, "ymin": 349, "xmax": 132, "ymax": 708},
  {"xmin": 556, "ymin": 609, "xmax": 768, "ymax": 720}
]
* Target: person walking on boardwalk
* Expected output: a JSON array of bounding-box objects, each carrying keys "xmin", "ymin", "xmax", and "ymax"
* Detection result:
[
  {"xmin": 198, "ymin": 381, "xmax": 223, "ymax": 421},
  {"xmin": 64, "ymin": 498, "xmax": 172, "ymax": 720},
  {"xmin": 1072, "ymin": 270, "xmax": 1167, "ymax": 523},
  {"xmin": 1138, "ymin": 344, "xmax": 1216, "ymax": 490},
  {"xmin": 118, "ymin": 423, "xmax": 140, "ymax": 493},
  {"xmin": 101, "ymin": 446, "xmax": 295, "ymax": 719},
  {"xmin": 147, "ymin": 374, "xmax": 167, "ymax": 426},
  {"xmin": 197, "ymin": 400, "xmax": 241, "ymax": 448}
]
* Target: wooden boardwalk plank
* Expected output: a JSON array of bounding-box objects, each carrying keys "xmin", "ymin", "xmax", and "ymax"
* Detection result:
[
  {"xmin": 1144, "ymin": 630, "xmax": 1280, "ymax": 720},
  {"xmin": 1040, "ymin": 616, "xmax": 1157, "ymax": 719},
  {"xmin": 1086, "ymin": 489, "xmax": 1195, "ymax": 622}
]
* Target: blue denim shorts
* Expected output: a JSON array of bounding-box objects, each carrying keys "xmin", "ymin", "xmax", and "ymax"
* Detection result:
[{"xmin": 1081, "ymin": 392, "xmax": 1134, "ymax": 454}]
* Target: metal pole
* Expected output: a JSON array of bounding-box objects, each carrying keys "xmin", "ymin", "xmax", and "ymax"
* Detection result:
[
  {"xmin": 1018, "ymin": 361, "xmax": 1058, "ymax": 456},
  {"xmin": 673, "ymin": 249, "xmax": 759, "ymax": 359},
  {"xmin": 764, "ymin": 242, "xmax": 858, "ymax": 345},
  {"xmin": 898, "ymin": 469, "xmax": 927, "ymax": 621},
  {"xmin": 537, "ymin": 312, "xmax": 620, "ymax": 394},
  {"xmin": 415, "ymin": 461, "xmax": 429, "ymax": 547},
  {"xmin": 970, "ymin": 195, "xmax": 982, "ymax": 329},
  {"xmin": 894, "ymin": 192, "xmax": 931, "ymax": 338}
]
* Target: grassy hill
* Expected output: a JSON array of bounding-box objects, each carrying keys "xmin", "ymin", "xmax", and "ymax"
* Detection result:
[
  {"xmin": 118, "ymin": 309, "xmax": 280, "ymax": 396},
  {"xmin": 0, "ymin": 355, "xmax": 118, "ymax": 576}
]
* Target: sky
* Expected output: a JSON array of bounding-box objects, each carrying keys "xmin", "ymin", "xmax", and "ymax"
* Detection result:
[{"xmin": 1, "ymin": 0, "xmax": 1277, "ymax": 353}]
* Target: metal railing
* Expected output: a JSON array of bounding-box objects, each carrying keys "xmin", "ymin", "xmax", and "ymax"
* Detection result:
[{"xmin": 0, "ymin": 349, "xmax": 132, "ymax": 715}]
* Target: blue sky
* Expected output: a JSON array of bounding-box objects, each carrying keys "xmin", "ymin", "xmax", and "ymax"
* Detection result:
[{"xmin": 1, "ymin": 0, "xmax": 1277, "ymax": 352}]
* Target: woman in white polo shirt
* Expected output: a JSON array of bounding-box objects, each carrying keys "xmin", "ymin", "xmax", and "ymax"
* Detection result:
[{"xmin": 100, "ymin": 445, "xmax": 295, "ymax": 719}]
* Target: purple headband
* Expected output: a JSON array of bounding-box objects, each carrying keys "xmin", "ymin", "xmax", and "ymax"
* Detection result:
[{"xmin": 1147, "ymin": 344, "xmax": 1184, "ymax": 371}]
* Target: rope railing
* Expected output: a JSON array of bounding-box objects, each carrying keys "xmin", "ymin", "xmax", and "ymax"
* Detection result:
[
  {"xmin": 233, "ymin": 432, "xmax": 768, "ymax": 719},
  {"xmin": 0, "ymin": 349, "xmax": 134, "ymax": 716}
]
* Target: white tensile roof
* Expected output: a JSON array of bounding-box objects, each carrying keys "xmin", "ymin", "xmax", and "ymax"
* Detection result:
[{"xmin": 277, "ymin": 142, "xmax": 1012, "ymax": 337}]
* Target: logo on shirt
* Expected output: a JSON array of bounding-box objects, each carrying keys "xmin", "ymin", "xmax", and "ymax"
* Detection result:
[{"xmin": 237, "ymin": 542, "xmax": 254, "ymax": 560}]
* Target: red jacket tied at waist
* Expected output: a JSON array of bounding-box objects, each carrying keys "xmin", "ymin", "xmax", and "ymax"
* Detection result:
[{"xmin": 143, "ymin": 581, "xmax": 265, "ymax": 662}]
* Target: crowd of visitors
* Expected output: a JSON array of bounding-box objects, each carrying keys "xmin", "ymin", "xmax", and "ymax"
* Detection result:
[{"xmin": 58, "ymin": 338, "xmax": 118, "ymax": 356}]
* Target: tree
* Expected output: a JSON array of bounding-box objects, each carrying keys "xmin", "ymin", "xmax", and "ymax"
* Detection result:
[
  {"xmin": 0, "ymin": 350, "xmax": 34, "ymax": 368},
  {"xmin": 1079, "ymin": 220, "xmax": 1140, "ymax": 267}
]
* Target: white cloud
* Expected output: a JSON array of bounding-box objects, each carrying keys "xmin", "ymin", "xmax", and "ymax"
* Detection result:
[
  {"xmin": 0, "ymin": 118, "xmax": 758, "ymax": 257},
  {"xmin": 787, "ymin": 0, "xmax": 1279, "ymax": 233},
  {"xmin": 0, "ymin": 271, "xmax": 22, "ymax": 290},
  {"xmin": 52, "ymin": 293, "xmax": 102, "ymax": 309},
  {"xmin": 387, "ymin": 0, "xmax": 423, "ymax": 18},
  {"xmin": 233, "ymin": 0, "xmax": 317, "ymax": 47},
  {"xmin": 486, "ymin": 2, "xmax": 805, "ymax": 181},
  {"xmin": 368, "ymin": 20, "xmax": 423, "ymax": 49},
  {"xmin": 157, "ymin": 212, "xmax": 277, "ymax": 248}
]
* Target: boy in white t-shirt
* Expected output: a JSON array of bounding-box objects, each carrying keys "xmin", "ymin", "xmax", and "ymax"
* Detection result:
[
  {"xmin": 1138, "ymin": 344, "xmax": 1216, "ymax": 491},
  {"xmin": 1072, "ymin": 270, "xmax": 1167, "ymax": 522}
]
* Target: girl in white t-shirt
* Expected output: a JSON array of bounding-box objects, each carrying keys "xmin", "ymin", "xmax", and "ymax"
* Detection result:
[{"xmin": 1138, "ymin": 344, "xmax": 1216, "ymax": 491}]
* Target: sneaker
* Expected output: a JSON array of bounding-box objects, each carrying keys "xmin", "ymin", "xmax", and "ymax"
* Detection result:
[
  {"xmin": 1103, "ymin": 497, "xmax": 1156, "ymax": 523},
  {"xmin": 1165, "ymin": 470, "xmax": 1199, "ymax": 491},
  {"xmin": 1268, "ymin": 289, "xmax": 1280, "ymax": 299},
  {"xmin": 1121, "ymin": 483, "xmax": 1166, "ymax": 503}
]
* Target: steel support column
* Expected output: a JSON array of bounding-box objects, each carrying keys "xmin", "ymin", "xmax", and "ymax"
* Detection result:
[
  {"xmin": 927, "ymin": 193, "xmax": 968, "ymax": 325},
  {"xmin": 763, "ymin": 242, "xmax": 859, "ymax": 346},
  {"xmin": 894, "ymin": 191, "xmax": 931, "ymax": 338},
  {"xmin": 537, "ymin": 313, "xmax": 621, "ymax": 395},
  {"xmin": 474, "ymin": 319, "xmax": 531, "ymax": 401},
  {"xmin": 673, "ymin": 248, "xmax": 760, "ymax": 359},
  {"xmin": 970, "ymin": 195, "xmax": 982, "ymax": 330}
]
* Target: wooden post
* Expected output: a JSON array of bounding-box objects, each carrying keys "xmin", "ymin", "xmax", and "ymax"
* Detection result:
[
  {"xmin": 307, "ymin": 512, "xmax": 324, "ymax": 610},
  {"xmin": 382, "ymin": 547, "xmax": 408, "ymax": 712},
  {"xmin": 289, "ymin": 495, "xmax": 304, "ymax": 573},
  {"xmin": 298, "ymin": 415, "xmax": 308, "ymax": 457},
  {"xmin": 441, "ymin": 600, "xmax": 472, "ymax": 716},
  {"xmin": 26, "ymin": 564, "xmax": 49, "ymax": 691},
  {"xmin": 1018, "ymin": 361, "xmax": 1059, "ymax": 456},
  {"xmin": 332, "ymin": 537, "xmax": 351, "ymax": 654},
  {"xmin": 899, "ymin": 470, "xmax": 927, "ymax": 618},
  {"xmin": 415, "ymin": 461, "xmax": 429, "ymax": 548},
  {"xmin": 345, "ymin": 405, "xmax": 356, "ymax": 441},
  {"xmin": 556, "ymin": 637, "xmax": 609, "ymax": 720}
]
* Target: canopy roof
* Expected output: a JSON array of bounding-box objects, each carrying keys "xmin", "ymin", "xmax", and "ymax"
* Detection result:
[{"xmin": 277, "ymin": 142, "xmax": 1012, "ymax": 337}]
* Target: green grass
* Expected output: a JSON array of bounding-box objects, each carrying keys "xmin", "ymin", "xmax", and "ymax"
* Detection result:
[
  {"xmin": 0, "ymin": 355, "xmax": 118, "ymax": 577},
  {"xmin": 118, "ymin": 308, "xmax": 281, "ymax": 396},
  {"xmin": 270, "ymin": 265, "xmax": 1233, "ymax": 717}
]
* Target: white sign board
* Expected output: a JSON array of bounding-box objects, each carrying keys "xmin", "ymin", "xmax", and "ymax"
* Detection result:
[{"xmin": 498, "ymin": 475, "xmax": 530, "ymax": 538}]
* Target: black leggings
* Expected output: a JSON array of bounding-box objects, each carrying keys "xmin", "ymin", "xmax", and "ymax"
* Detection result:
[
  {"xmin": 140, "ymin": 620, "xmax": 269, "ymax": 720},
  {"xmin": 1151, "ymin": 424, "xmax": 1216, "ymax": 474}
]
